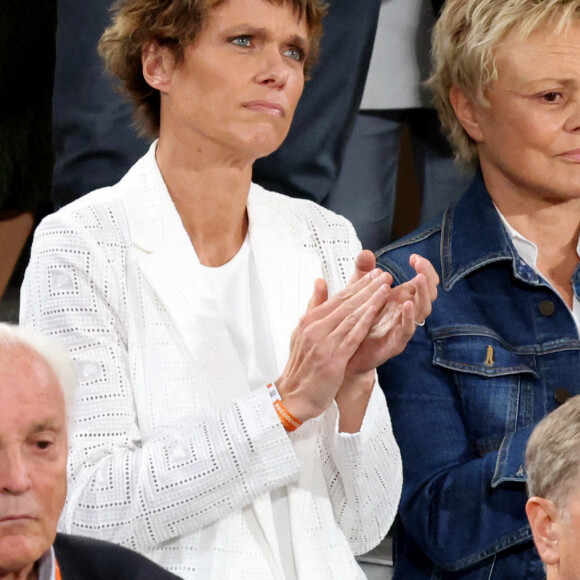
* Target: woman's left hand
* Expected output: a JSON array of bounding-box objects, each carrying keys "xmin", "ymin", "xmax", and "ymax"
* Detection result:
[
  {"xmin": 343, "ymin": 251, "xmax": 439, "ymax": 377},
  {"xmin": 333, "ymin": 251, "xmax": 438, "ymax": 433}
]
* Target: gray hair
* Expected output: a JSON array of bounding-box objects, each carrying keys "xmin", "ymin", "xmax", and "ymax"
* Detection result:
[
  {"xmin": 0, "ymin": 323, "xmax": 77, "ymax": 428},
  {"xmin": 429, "ymin": 0, "xmax": 580, "ymax": 165},
  {"xmin": 526, "ymin": 396, "xmax": 580, "ymax": 518}
]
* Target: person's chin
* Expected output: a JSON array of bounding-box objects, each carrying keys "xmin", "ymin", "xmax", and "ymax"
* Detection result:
[
  {"xmin": 0, "ymin": 531, "xmax": 50, "ymax": 571},
  {"xmin": 249, "ymin": 129, "xmax": 289, "ymax": 158}
]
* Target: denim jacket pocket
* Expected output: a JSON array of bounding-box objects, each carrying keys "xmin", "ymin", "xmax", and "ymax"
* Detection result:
[{"xmin": 432, "ymin": 332, "xmax": 539, "ymax": 457}]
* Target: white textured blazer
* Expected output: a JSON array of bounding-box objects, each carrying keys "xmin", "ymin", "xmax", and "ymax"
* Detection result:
[{"xmin": 21, "ymin": 145, "xmax": 402, "ymax": 579}]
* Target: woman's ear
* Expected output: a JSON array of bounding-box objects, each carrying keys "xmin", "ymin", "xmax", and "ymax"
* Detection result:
[
  {"xmin": 449, "ymin": 85, "xmax": 484, "ymax": 143},
  {"xmin": 526, "ymin": 496, "xmax": 561, "ymax": 567},
  {"xmin": 142, "ymin": 43, "xmax": 174, "ymax": 93}
]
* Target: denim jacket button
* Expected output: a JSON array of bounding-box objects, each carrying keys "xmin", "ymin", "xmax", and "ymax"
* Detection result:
[
  {"xmin": 554, "ymin": 388, "xmax": 571, "ymax": 405},
  {"xmin": 539, "ymin": 300, "xmax": 556, "ymax": 316}
]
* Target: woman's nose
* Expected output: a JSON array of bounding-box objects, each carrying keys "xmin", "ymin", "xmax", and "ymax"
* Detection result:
[
  {"xmin": 255, "ymin": 50, "xmax": 290, "ymax": 87},
  {"xmin": 564, "ymin": 101, "xmax": 580, "ymax": 132}
]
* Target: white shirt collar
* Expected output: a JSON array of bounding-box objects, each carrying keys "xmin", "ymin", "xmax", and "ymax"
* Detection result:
[
  {"xmin": 495, "ymin": 205, "xmax": 580, "ymax": 333},
  {"xmin": 497, "ymin": 212, "xmax": 539, "ymax": 270},
  {"xmin": 37, "ymin": 546, "xmax": 57, "ymax": 580},
  {"xmin": 495, "ymin": 206, "xmax": 580, "ymax": 272}
]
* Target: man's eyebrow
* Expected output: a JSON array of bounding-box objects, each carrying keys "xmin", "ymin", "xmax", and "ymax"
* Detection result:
[{"xmin": 28, "ymin": 421, "xmax": 61, "ymax": 434}]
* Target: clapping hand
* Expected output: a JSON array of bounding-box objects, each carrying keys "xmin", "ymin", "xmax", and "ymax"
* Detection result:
[
  {"xmin": 275, "ymin": 267, "xmax": 393, "ymax": 424},
  {"xmin": 343, "ymin": 250, "xmax": 439, "ymax": 378},
  {"xmin": 275, "ymin": 250, "xmax": 438, "ymax": 432}
]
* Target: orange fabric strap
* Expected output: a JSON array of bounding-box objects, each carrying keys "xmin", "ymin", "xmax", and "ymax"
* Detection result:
[{"xmin": 55, "ymin": 558, "xmax": 62, "ymax": 580}]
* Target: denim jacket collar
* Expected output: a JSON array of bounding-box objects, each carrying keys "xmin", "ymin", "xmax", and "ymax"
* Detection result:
[{"xmin": 441, "ymin": 171, "xmax": 542, "ymax": 291}]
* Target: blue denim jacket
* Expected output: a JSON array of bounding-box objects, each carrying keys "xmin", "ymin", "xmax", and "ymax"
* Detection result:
[{"xmin": 376, "ymin": 173, "xmax": 580, "ymax": 579}]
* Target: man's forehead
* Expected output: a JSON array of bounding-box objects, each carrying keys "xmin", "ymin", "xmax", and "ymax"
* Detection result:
[
  {"xmin": 0, "ymin": 346, "xmax": 65, "ymax": 423},
  {"xmin": 0, "ymin": 343, "xmax": 57, "ymax": 382}
]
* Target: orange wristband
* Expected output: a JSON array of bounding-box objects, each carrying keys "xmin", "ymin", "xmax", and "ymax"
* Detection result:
[
  {"xmin": 273, "ymin": 400, "xmax": 302, "ymax": 431},
  {"xmin": 267, "ymin": 383, "xmax": 303, "ymax": 431}
]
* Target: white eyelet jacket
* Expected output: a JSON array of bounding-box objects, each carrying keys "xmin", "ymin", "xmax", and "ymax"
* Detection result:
[{"xmin": 21, "ymin": 143, "xmax": 402, "ymax": 579}]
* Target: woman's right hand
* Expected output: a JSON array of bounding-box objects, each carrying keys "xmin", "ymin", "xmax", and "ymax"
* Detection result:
[{"xmin": 275, "ymin": 269, "xmax": 392, "ymax": 423}]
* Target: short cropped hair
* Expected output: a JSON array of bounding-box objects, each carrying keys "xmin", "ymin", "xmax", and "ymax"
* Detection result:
[
  {"xmin": 99, "ymin": 0, "xmax": 327, "ymax": 137},
  {"xmin": 526, "ymin": 396, "xmax": 580, "ymax": 517},
  {"xmin": 0, "ymin": 323, "xmax": 77, "ymax": 428},
  {"xmin": 430, "ymin": 0, "xmax": 580, "ymax": 165}
]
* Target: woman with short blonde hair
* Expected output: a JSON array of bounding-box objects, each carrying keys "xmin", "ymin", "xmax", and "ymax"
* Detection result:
[
  {"xmin": 377, "ymin": 0, "xmax": 580, "ymax": 578},
  {"xmin": 430, "ymin": 0, "xmax": 580, "ymax": 164}
]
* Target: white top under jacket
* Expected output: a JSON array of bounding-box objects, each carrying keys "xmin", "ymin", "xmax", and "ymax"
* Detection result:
[{"xmin": 20, "ymin": 144, "xmax": 402, "ymax": 579}]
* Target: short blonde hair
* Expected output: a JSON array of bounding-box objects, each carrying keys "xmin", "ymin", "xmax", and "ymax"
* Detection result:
[
  {"xmin": 430, "ymin": 0, "xmax": 580, "ymax": 165},
  {"xmin": 99, "ymin": 0, "xmax": 327, "ymax": 137},
  {"xmin": 526, "ymin": 396, "xmax": 580, "ymax": 517}
]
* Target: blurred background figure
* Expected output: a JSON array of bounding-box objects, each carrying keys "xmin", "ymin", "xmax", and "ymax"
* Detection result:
[
  {"xmin": 51, "ymin": 0, "xmax": 151, "ymax": 210},
  {"xmin": 326, "ymin": 0, "xmax": 473, "ymax": 251},
  {"xmin": 526, "ymin": 395, "xmax": 580, "ymax": 580},
  {"xmin": 0, "ymin": 0, "xmax": 55, "ymax": 308}
]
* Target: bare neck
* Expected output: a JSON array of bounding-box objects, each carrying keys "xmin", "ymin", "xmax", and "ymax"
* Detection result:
[
  {"xmin": 491, "ymin": 192, "xmax": 580, "ymax": 307},
  {"xmin": 155, "ymin": 136, "xmax": 253, "ymax": 267}
]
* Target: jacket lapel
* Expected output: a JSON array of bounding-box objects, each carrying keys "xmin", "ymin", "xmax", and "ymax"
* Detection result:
[
  {"xmin": 247, "ymin": 183, "xmax": 322, "ymax": 375},
  {"xmin": 120, "ymin": 147, "xmax": 250, "ymax": 410},
  {"xmin": 121, "ymin": 150, "xmax": 321, "ymax": 388},
  {"xmin": 122, "ymin": 152, "xmax": 322, "ymax": 567}
]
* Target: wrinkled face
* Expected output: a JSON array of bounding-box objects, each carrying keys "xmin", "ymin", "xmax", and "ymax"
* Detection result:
[
  {"xmin": 0, "ymin": 347, "xmax": 67, "ymax": 577},
  {"xmin": 554, "ymin": 489, "xmax": 580, "ymax": 580},
  {"xmin": 155, "ymin": 0, "xmax": 309, "ymax": 162},
  {"xmin": 465, "ymin": 20, "xmax": 580, "ymax": 205}
]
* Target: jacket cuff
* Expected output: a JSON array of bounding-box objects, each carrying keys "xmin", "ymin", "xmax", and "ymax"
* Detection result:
[
  {"xmin": 328, "ymin": 383, "xmax": 388, "ymax": 463},
  {"xmin": 491, "ymin": 426, "xmax": 534, "ymax": 488}
]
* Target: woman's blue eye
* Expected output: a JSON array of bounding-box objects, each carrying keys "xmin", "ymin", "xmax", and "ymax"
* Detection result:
[
  {"xmin": 284, "ymin": 48, "xmax": 304, "ymax": 62},
  {"xmin": 231, "ymin": 36, "xmax": 252, "ymax": 47}
]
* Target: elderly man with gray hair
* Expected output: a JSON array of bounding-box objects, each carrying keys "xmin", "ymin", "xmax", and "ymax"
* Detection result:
[
  {"xmin": 526, "ymin": 395, "xmax": 580, "ymax": 580},
  {"xmin": 0, "ymin": 323, "xmax": 179, "ymax": 579}
]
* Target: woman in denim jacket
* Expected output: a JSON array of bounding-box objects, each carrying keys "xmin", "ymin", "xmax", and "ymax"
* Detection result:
[{"xmin": 376, "ymin": 0, "xmax": 580, "ymax": 578}]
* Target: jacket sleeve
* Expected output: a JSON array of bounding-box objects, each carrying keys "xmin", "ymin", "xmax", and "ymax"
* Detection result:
[
  {"xmin": 321, "ymin": 385, "xmax": 402, "ymax": 555},
  {"xmin": 316, "ymin": 218, "xmax": 403, "ymax": 555},
  {"xmin": 20, "ymin": 209, "xmax": 301, "ymax": 553},
  {"xmin": 376, "ymin": 258, "xmax": 532, "ymax": 572}
]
